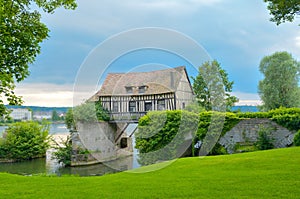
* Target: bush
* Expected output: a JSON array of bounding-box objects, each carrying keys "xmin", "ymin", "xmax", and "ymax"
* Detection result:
[
  {"xmin": 0, "ymin": 121, "xmax": 50, "ymax": 160},
  {"xmin": 52, "ymin": 136, "xmax": 73, "ymax": 166},
  {"xmin": 65, "ymin": 101, "xmax": 110, "ymax": 131},
  {"xmin": 294, "ymin": 130, "xmax": 300, "ymax": 146},
  {"xmin": 255, "ymin": 126, "xmax": 274, "ymax": 150},
  {"xmin": 209, "ymin": 143, "xmax": 227, "ymax": 155}
]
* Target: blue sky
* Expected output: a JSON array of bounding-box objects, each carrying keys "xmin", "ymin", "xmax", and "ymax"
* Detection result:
[{"xmin": 15, "ymin": 0, "xmax": 300, "ymax": 107}]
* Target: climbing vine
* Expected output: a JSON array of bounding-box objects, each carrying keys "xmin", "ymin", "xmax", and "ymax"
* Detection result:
[{"xmin": 135, "ymin": 107, "xmax": 300, "ymax": 165}]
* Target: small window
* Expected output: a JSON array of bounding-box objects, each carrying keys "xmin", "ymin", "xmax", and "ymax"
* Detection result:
[
  {"xmin": 125, "ymin": 86, "xmax": 133, "ymax": 94},
  {"xmin": 113, "ymin": 102, "xmax": 118, "ymax": 112},
  {"xmin": 129, "ymin": 101, "xmax": 136, "ymax": 112},
  {"xmin": 120, "ymin": 137, "xmax": 128, "ymax": 148},
  {"xmin": 145, "ymin": 101, "xmax": 152, "ymax": 111},
  {"xmin": 139, "ymin": 86, "xmax": 147, "ymax": 93},
  {"xmin": 157, "ymin": 99, "xmax": 165, "ymax": 110},
  {"xmin": 182, "ymin": 102, "xmax": 185, "ymax": 109}
]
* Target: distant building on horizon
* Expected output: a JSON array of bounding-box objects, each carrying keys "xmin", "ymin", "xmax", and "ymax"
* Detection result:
[
  {"xmin": 9, "ymin": 108, "xmax": 32, "ymax": 121},
  {"xmin": 32, "ymin": 111, "xmax": 52, "ymax": 121}
]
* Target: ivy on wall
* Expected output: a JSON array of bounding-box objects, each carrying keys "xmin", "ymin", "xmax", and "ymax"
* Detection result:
[{"xmin": 135, "ymin": 107, "xmax": 300, "ymax": 165}]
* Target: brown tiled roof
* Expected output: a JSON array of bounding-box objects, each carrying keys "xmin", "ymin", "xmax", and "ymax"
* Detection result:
[{"xmin": 96, "ymin": 66, "xmax": 187, "ymax": 96}]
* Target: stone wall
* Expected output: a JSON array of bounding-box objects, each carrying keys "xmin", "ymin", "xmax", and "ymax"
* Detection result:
[
  {"xmin": 219, "ymin": 118, "xmax": 295, "ymax": 153},
  {"xmin": 71, "ymin": 121, "xmax": 133, "ymax": 166}
]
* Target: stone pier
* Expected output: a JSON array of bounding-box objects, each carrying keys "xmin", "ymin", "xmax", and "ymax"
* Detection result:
[{"xmin": 71, "ymin": 121, "xmax": 133, "ymax": 166}]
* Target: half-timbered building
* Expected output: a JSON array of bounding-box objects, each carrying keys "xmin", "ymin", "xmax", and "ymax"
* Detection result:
[{"xmin": 91, "ymin": 66, "xmax": 194, "ymax": 121}]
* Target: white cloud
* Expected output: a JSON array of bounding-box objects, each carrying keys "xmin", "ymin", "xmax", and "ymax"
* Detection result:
[
  {"xmin": 295, "ymin": 36, "xmax": 300, "ymax": 48},
  {"xmin": 231, "ymin": 92, "xmax": 262, "ymax": 106},
  {"xmin": 13, "ymin": 83, "xmax": 262, "ymax": 107},
  {"xmin": 14, "ymin": 83, "xmax": 99, "ymax": 107}
]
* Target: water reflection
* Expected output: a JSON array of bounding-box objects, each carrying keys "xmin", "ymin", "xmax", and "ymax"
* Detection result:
[{"xmin": 0, "ymin": 148, "xmax": 136, "ymax": 176}]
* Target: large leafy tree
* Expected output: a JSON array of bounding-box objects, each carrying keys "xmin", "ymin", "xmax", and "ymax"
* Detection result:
[
  {"xmin": 0, "ymin": 0, "xmax": 77, "ymax": 117},
  {"xmin": 192, "ymin": 60, "xmax": 238, "ymax": 111},
  {"xmin": 258, "ymin": 51, "xmax": 300, "ymax": 111},
  {"xmin": 264, "ymin": 0, "xmax": 300, "ymax": 25}
]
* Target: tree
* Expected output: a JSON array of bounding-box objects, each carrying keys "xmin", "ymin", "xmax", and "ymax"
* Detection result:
[
  {"xmin": 294, "ymin": 130, "xmax": 300, "ymax": 146},
  {"xmin": 65, "ymin": 108, "xmax": 75, "ymax": 131},
  {"xmin": 258, "ymin": 52, "xmax": 300, "ymax": 111},
  {"xmin": 64, "ymin": 101, "xmax": 110, "ymax": 131},
  {"xmin": 52, "ymin": 110, "xmax": 61, "ymax": 121},
  {"xmin": 264, "ymin": 0, "xmax": 300, "ymax": 25},
  {"xmin": 192, "ymin": 60, "xmax": 238, "ymax": 111},
  {"xmin": 0, "ymin": 0, "xmax": 77, "ymax": 117},
  {"xmin": 255, "ymin": 126, "xmax": 274, "ymax": 150}
]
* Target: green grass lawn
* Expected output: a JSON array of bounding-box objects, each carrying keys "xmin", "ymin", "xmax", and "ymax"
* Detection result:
[{"xmin": 0, "ymin": 147, "xmax": 299, "ymax": 198}]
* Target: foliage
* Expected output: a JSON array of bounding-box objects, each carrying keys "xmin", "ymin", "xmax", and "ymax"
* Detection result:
[
  {"xmin": 0, "ymin": 0, "xmax": 76, "ymax": 117},
  {"xmin": 52, "ymin": 135, "xmax": 72, "ymax": 166},
  {"xmin": 208, "ymin": 143, "xmax": 227, "ymax": 155},
  {"xmin": 0, "ymin": 121, "xmax": 50, "ymax": 160},
  {"xmin": 258, "ymin": 52, "xmax": 300, "ymax": 111},
  {"xmin": 194, "ymin": 111, "xmax": 241, "ymax": 155},
  {"xmin": 95, "ymin": 101, "xmax": 110, "ymax": 121},
  {"xmin": 136, "ymin": 110, "xmax": 199, "ymax": 165},
  {"xmin": 264, "ymin": 0, "xmax": 300, "ymax": 25},
  {"xmin": 51, "ymin": 110, "xmax": 60, "ymax": 121},
  {"xmin": 255, "ymin": 126, "xmax": 274, "ymax": 150},
  {"xmin": 65, "ymin": 101, "xmax": 110, "ymax": 131},
  {"xmin": 136, "ymin": 110, "xmax": 241, "ymax": 163},
  {"xmin": 136, "ymin": 108, "xmax": 300, "ymax": 162},
  {"xmin": 52, "ymin": 134, "xmax": 91, "ymax": 167},
  {"xmin": 184, "ymin": 101, "xmax": 205, "ymax": 113},
  {"xmin": 73, "ymin": 101, "xmax": 110, "ymax": 122},
  {"xmin": 269, "ymin": 108, "xmax": 300, "ymax": 132},
  {"xmin": 65, "ymin": 109, "xmax": 75, "ymax": 131},
  {"xmin": 237, "ymin": 107, "xmax": 300, "ymax": 131},
  {"xmin": 192, "ymin": 60, "xmax": 238, "ymax": 111},
  {"xmin": 294, "ymin": 130, "xmax": 300, "ymax": 146},
  {"xmin": 234, "ymin": 143, "xmax": 257, "ymax": 153}
]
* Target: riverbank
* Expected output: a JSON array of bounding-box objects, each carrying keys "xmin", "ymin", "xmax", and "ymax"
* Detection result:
[{"xmin": 0, "ymin": 147, "xmax": 299, "ymax": 198}]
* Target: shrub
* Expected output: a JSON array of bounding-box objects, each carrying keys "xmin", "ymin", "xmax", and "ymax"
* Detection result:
[
  {"xmin": 294, "ymin": 130, "xmax": 300, "ymax": 146},
  {"xmin": 0, "ymin": 121, "xmax": 50, "ymax": 160},
  {"xmin": 255, "ymin": 126, "xmax": 274, "ymax": 150},
  {"xmin": 52, "ymin": 136, "xmax": 73, "ymax": 166},
  {"xmin": 65, "ymin": 101, "xmax": 110, "ymax": 131},
  {"xmin": 209, "ymin": 143, "xmax": 227, "ymax": 155}
]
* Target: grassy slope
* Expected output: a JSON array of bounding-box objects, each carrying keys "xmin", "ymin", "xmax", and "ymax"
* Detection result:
[{"xmin": 0, "ymin": 147, "xmax": 299, "ymax": 199}]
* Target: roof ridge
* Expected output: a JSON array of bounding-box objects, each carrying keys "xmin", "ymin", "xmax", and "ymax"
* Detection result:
[{"xmin": 106, "ymin": 66, "xmax": 186, "ymax": 75}]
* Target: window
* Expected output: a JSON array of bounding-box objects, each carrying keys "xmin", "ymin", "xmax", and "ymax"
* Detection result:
[
  {"xmin": 125, "ymin": 86, "xmax": 133, "ymax": 94},
  {"xmin": 145, "ymin": 101, "xmax": 152, "ymax": 111},
  {"xmin": 120, "ymin": 137, "xmax": 128, "ymax": 148},
  {"xmin": 129, "ymin": 101, "xmax": 136, "ymax": 112},
  {"xmin": 113, "ymin": 102, "xmax": 118, "ymax": 112},
  {"xmin": 182, "ymin": 102, "xmax": 185, "ymax": 109},
  {"xmin": 157, "ymin": 99, "xmax": 165, "ymax": 110},
  {"xmin": 139, "ymin": 86, "xmax": 147, "ymax": 93}
]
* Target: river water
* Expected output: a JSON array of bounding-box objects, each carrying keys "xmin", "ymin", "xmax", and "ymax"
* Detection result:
[{"xmin": 0, "ymin": 123, "xmax": 140, "ymax": 176}]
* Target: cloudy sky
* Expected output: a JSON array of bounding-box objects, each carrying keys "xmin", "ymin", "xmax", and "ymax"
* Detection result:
[{"xmin": 15, "ymin": 0, "xmax": 300, "ymax": 107}]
